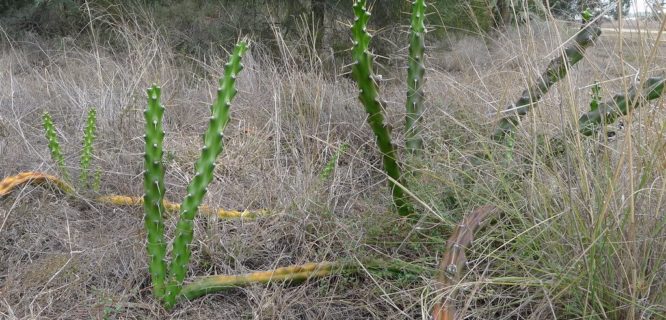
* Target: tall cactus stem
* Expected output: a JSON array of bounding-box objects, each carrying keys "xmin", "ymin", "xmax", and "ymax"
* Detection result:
[
  {"xmin": 143, "ymin": 85, "xmax": 168, "ymax": 300},
  {"xmin": 42, "ymin": 112, "xmax": 70, "ymax": 182},
  {"xmin": 79, "ymin": 108, "xmax": 97, "ymax": 188},
  {"xmin": 163, "ymin": 40, "xmax": 248, "ymax": 309},
  {"xmin": 404, "ymin": 0, "xmax": 427, "ymax": 154},
  {"xmin": 351, "ymin": 0, "xmax": 414, "ymax": 218}
]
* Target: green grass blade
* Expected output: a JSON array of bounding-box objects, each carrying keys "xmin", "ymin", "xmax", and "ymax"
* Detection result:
[{"xmin": 163, "ymin": 40, "xmax": 248, "ymax": 309}]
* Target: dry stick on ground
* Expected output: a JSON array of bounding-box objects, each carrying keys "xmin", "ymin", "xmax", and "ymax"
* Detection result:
[
  {"xmin": 492, "ymin": 21, "xmax": 602, "ymax": 142},
  {"xmin": 432, "ymin": 205, "xmax": 500, "ymax": 320}
]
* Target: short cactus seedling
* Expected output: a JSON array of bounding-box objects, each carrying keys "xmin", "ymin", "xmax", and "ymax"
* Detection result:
[
  {"xmin": 43, "ymin": 112, "xmax": 70, "ymax": 182},
  {"xmin": 79, "ymin": 108, "xmax": 97, "ymax": 188}
]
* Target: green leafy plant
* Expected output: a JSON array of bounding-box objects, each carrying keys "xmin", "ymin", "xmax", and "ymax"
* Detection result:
[
  {"xmin": 589, "ymin": 80, "xmax": 601, "ymax": 111},
  {"xmin": 350, "ymin": 0, "xmax": 414, "ymax": 218}
]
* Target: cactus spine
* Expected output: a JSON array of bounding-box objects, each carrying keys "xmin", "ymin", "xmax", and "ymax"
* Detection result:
[
  {"xmin": 42, "ymin": 112, "xmax": 70, "ymax": 182},
  {"xmin": 404, "ymin": 0, "xmax": 426, "ymax": 154},
  {"xmin": 351, "ymin": 0, "xmax": 414, "ymax": 218},
  {"xmin": 163, "ymin": 40, "xmax": 248, "ymax": 308},
  {"xmin": 79, "ymin": 108, "xmax": 97, "ymax": 188},
  {"xmin": 143, "ymin": 85, "xmax": 168, "ymax": 300}
]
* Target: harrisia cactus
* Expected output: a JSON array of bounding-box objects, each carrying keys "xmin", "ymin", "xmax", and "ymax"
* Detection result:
[
  {"xmin": 181, "ymin": 262, "xmax": 349, "ymax": 301},
  {"xmin": 492, "ymin": 20, "xmax": 601, "ymax": 142},
  {"xmin": 404, "ymin": 0, "xmax": 427, "ymax": 154},
  {"xmin": 143, "ymin": 85, "xmax": 168, "ymax": 300},
  {"xmin": 42, "ymin": 112, "xmax": 70, "ymax": 182},
  {"xmin": 163, "ymin": 40, "xmax": 248, "ymax": 308},
  {"xmin": 579, "ymin": 77, "xmax": 665, "ymax": 136},
  {"xmin": 79, "ymin": 108, "xmax": 97, "ymax": 188},
  {"xmin": 97, "ymin": 195, "xmax": 266, "ymax": 219},
  {"xmin": 180, "ymin": 259, "xmax": 427, "ymax": 301},
  {"xmin": 351, "ymin": 0, "xmax": 414, "ymax": 218},
  {"xmin": 320, "ymin": 143, "xmax": 349, "ymax": 180}
]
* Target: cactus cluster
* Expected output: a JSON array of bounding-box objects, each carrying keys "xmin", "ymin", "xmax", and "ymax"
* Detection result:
[
  {"xmin": 351, "ymin": 0, "xmax": 414, "ymax": 218},
  {"xmin": 42, "ymin": 108, "xmax": 98, "ymax": 190},
  {"xmin": 138, "ymin": 40, "xmax": 248, "ymax": 309}
]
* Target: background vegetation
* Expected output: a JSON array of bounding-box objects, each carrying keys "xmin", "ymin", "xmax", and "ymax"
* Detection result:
[{"xmin": 1, "ymin": 0, "xmax": 665, "ymax": 319}]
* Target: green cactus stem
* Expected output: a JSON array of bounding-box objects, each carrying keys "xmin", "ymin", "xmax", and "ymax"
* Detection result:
[
  {"xmin": 404, "ymin": 0, "xmax": 427, "ymax": 154},
  {"xmin": 351, "ymin": 0, "xmax": 414, "ymax": 218},
  {"xmin": 163, "ymin": 40, "xmax": 248, "ymax": 309},
  {"xmin": 42, "ymin": 112, "xmax": 71, "ymax": 182},
  {"xmin": 492, "ymin": 20, "xmax": 602, "ymax": 142},
  {"xmin": 79, "ymin": 108, "xmax": 97, "ymax": 188},
  {"xmin": 320, "ymin": 143, "xmax": 349, "ymax": 180},
  {"xmin": 181, "ymin": 259, "xmax": 428, "ymax": 302},
  {"xmin": 579, "ymin": 77, "xmax": 665, "ymax": 136},
  {"xmin": 143, "ymin": 85, "xmax": 168, "ymax": 300}
]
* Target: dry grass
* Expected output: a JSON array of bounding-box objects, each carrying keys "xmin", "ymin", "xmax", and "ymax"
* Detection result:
[{"xmin": 1, "ymin": 7, "xmax": 665, "ymax": 320}]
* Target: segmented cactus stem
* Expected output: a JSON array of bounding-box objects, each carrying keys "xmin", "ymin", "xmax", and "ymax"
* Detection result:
[
  {"xmin": 351, "ymin": 0, "xmax": 414, "ymax": 218},
  {"xmin": 180, "ymin": 259, "xmax": 427, "ymax": 302},
  {"xmin": 404, "ymin": 0, "xmax": 427, "ymax": 154},
  {"xmin": 144, "ymin": 85, "xmax": 168, "ymax": 300},
  {"xmin": 163, "ymin": 40, "xmax": 248, "ymax": 309},
  {"xmin": 79, "ymin": 108, "xmax": 97, "ymax": 188},
  {"xmin": 579, "ymin": 77, "xmax": 665, "ymax": 136},
  {"xmin": 492, "ymin": 21, "xmax": 602, "ymax": 141},
  {"xmin": 42, "ymin": 112, "xmax": 70, "ymax": 182},
  {"xmin": 96, "ymin": 194, "xmax": 267, "ymax": 219}
]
